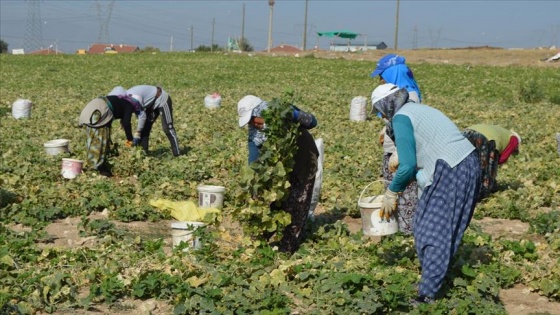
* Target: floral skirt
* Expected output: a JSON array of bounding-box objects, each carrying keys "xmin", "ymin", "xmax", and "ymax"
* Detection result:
[
  {"xmin": 383, "ymin": 153, "xmax": 418, "ymax": 235},
  {"xmin": 85, "ymin": 125, "xmax": 111, "ymax": 170},
  {"xmin": 462, "ymin": 129, "xmax": 499, "ymax": 200}
]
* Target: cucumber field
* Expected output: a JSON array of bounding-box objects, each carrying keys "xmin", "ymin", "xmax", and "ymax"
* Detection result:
[{"xmin": 1, "ymin": 49, "xmax": 559, "ymax": 314}]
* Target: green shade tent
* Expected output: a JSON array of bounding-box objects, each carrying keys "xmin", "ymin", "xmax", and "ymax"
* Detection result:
[{"xmin": 317, "ymin": 31, "xmax": 360, "ymax": 39}]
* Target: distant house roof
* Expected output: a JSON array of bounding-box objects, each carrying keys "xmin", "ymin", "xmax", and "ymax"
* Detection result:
[
  {"xmin": 88, "ymin": 43, "xmax": 139, "ymax": 54},
  {"xmin": 267, "ymin": 44, "xmax": 302, "ymax": 53}
]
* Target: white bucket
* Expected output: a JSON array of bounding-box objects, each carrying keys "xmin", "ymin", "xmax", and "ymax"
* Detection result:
[
  {"xmin": 171, "ymin": 221, "xmax": 206, "ymax": 251},
  {"xmin": 204, "ymin": 93, "xmax": 222, "ymax": 109},
  {"xmin": 349, "ymin": 96, "xmax": 367, "ymax": 121},
  {"xmin": 44, "ymin": 139, "xmax": 70, "ymax": 156},
  {"xmin": 61, "ymin": 158, "xmax": 83, "ymax": 179},
  {"xmin": 12, "ymin": 99, "xmax": 33, "ymax": 119},
  {"xmin": 358, "ymin": 181, "xmax": 398, "ymax": 236},
  {"xmin": 197, "ymin": 185, "xmax": 225, "ymax": 209}
]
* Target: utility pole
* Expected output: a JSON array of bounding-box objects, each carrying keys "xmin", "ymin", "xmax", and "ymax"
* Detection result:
[
  {"xmin": 302, "ymin": 0, "xmax": 308, "ymax": 51},
  {"xmin": 241, "ymin": 3, "xmax": 245, "ymax": 51},
  {"xmin": 23, "ymin": 0, "xmax": 43, "ymax": 52},
  {"xmin": 394, "ymin": 0, "xmax": 400, "ymax": 50},
  {"xmin": 267, "ymin": 0, "xmax": 275, "ymax": 52},
  {"xmin": 211, "ymin": 17, "xmax": 215, "ymax": 52},
  {"xmin": 190, "ymin": 25, "xmax": 194, "ymax": 51},
  {"xmin": 170, "ymin": 36, "xmax": 173, "ymax": 52},
  {"xmin": 412, "ymin": 25, "xmax": 418, "ymax": 50}
]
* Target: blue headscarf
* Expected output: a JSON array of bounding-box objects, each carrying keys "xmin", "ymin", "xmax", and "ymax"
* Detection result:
[{"xmin": 380, "ymin": 64, "xmax": 422, "ymax": 102}]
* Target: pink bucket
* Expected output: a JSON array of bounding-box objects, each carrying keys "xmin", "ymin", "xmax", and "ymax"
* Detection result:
[{"xmin": 61, "ymin": 158, "xmax": 83, "ymax": 179}]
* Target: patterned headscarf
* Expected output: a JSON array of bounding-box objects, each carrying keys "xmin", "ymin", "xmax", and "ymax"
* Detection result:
[
  {"xmin": 373, "ymin": 87, "xmax": 410, "ymax": 140},
  {"xmin": 248, "ymin": 101, "xmax": 269, "ymax": 146}
]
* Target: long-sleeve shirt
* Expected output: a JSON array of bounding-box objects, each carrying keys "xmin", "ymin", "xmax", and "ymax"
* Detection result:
[
  {"xmin": 127, "ymin": 85, "xmax": 161, "ymax": 109},
  {"xmin": 108, "ymin": 86, "xmax": 146, "ymax": 133},
  {"xmin": 389, "ymin": 103, "xmax": 474, "ymax": 196},
  {"xmin": 106, "ymin": 95, "xmax": 135, "ymax": 141}
]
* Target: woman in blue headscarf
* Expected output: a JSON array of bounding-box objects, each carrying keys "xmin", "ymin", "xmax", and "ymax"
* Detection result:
[{"xmin": 370, "ymin": 54, "xmax": 422, "ymax": 235}]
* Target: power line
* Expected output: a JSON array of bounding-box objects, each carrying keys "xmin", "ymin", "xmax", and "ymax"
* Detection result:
[
  {"xmin": 95, "ymin": 0, "xmax": 115, "ymax": 43},
  {"xmin": 23, "ymin": 0, "xmax": 43, "ymax": 52}
]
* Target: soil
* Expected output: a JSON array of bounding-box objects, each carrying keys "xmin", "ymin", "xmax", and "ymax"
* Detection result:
[{"xmin": 263, "ymin": 46, "xmax": 560, "ymax": 68}]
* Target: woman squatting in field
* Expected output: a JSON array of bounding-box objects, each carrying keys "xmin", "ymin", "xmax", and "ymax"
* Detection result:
[{"xmin": 371, "ymin": 83, "xmax": 480, "ymax": 305}]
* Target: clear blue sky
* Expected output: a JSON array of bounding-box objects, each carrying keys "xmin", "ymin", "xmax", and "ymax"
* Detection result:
[{"xmin": 1, "ymin": 0, "xmax": 559, "ymax": 53}]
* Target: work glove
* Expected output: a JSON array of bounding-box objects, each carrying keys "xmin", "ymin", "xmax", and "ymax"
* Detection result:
[
  {"xmin": 388, "ymin": 152, "xmax": 399, "ymax": 173},
  {"xmin": 380, "ymin": 189, "xmax": 398, "ymax": 220},
  {"xmin": 124, "ymin": 140, "xmax": 133, "ymax": 148}
]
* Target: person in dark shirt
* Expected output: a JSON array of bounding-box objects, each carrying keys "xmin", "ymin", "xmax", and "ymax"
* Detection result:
[{"xmin": 78, "ymin": 95, "xmax": 142, "ymax": 176}]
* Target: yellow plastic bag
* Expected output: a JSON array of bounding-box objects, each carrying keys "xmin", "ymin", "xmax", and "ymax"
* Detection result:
[{"xmin": 149, "ymin": 199, "xmax": 220, "ymax": 222}]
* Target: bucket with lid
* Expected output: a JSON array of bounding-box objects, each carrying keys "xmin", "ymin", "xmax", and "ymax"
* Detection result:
[
  {"xmin": 358, "ymin": 181, "xmax": 398, "ymax": 236},
  {"xmin": 171, "ymin": 221, "xmax": 206, "ymax": 251},
  {"xmin": 61, "ymin": 158, "xmax": 83, "ymax": 179},
  {"xmin": 44, "ymin": 139, "xmax": 70, "ymax": 156},
  {"xmin": 197, "ymin": 185, "xmax": 225, "ymax": 209}
]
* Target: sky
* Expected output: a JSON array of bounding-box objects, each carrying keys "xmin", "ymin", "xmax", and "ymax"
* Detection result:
[{"xmin": 1, "ymin": 0, "xmax": 559, "ymax": 54}]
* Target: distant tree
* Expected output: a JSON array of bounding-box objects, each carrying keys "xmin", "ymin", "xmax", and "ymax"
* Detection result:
[
  {"xmin": 239, "ymin": 37, "xmax": 254, "ymax": 52},
  {"xmin": 195, "ymin": 44, "xmax": 224, "ymax": 52},
  {"xmin": 0, "ymin": 39, "xmax": 8, "ymax": 54},
  {"xmin": 140, "ymin": 46, "xmax": 160, "ymax": 53}
]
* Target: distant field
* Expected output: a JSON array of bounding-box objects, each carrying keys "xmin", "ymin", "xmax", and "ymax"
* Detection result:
[
  {"xmin": 0, "ymin": 52, "xmax": 558, "ymax": 314},
  {"xmin": 274, "ymin": 47, "xmax": 560, "ymax": 67}
]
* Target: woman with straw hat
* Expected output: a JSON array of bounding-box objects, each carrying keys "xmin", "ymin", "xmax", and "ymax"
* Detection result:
[{"xmin": 78, "ymin": 93, "xmax": 143, "ymax": 177}]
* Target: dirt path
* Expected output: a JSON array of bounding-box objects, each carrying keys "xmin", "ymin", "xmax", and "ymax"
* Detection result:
[{"xmin": 261, "ymin": 47, "xmax": 560, "ymax": 68}]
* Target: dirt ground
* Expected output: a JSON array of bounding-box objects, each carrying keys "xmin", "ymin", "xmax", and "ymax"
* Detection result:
[{"xmin": 265, "ymin": 46, "xmax": 560, "ymax": 68}]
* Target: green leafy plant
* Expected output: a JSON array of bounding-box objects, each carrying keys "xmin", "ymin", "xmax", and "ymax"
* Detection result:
[{"xmin": 232, "ymin": 90, "xmax": 300, "ymax": 239}]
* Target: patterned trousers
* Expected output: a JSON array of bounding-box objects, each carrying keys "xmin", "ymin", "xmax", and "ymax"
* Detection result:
[
  {"xmin": 462, "ymin": 129, "xmax": 499, "ymax": 201},
  {"xmin": 272, "ymin": 171, "xmax": 316, "ymax": 254},
  {"xmin": 414, "ymin": 152, "xmax": 480, "ymax": 298}
]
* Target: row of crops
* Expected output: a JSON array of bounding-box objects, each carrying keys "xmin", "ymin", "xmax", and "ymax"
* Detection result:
[{"xmin": 1, "ymin": 52, "xmax": 559, "ymax": 314}]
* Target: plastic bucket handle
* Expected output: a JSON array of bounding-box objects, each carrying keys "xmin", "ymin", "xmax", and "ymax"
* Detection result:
[{"xmin": 358, "ymin": 180, "xmax": 388, "ymax": 206}]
